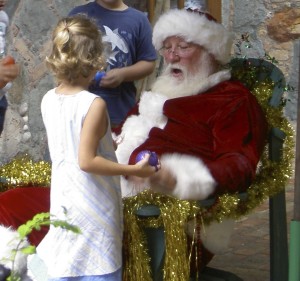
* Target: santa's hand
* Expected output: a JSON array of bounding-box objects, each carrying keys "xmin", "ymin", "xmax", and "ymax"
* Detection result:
[{"xmin": 149, "ymin": 167, "xmax": 177, "ymax": 193}]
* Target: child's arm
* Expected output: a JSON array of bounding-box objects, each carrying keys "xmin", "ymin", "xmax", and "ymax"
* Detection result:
[
  {"xmin": 99, "ymin": 60, "xmax": 155, "ymax": 88},
  {"xmin": 0, "ymin": 56, "xmax": 19, "ymax": 88},
  {"xmin": 78, "ymin": 97, "xmax": 158, "ymax": 177}
]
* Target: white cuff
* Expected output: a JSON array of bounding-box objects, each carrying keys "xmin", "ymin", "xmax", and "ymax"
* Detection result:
[{"xmin": 161, "ymin": 153, "xmax": 216, "ymax": 200}]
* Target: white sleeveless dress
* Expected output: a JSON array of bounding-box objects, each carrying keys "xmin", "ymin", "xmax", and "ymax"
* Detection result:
[{"xmin": 37, "ymin": 89, "xmax": 123, "ymax": 278}]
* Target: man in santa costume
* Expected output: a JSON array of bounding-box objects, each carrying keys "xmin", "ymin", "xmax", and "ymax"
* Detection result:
[{"xmin": 115, "ymin": 8, "xmax": 268, "ymax": 273}]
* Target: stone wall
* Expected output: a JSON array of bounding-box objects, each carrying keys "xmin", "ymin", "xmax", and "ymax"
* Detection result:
[
  {"xmin": 0, "ymin": 0, "xmax": 299, "ymax": 165},
  {"xmin": 223, "ymin": 0, "xmax": 300, "ymax": 123},
  {"xmin": 0, "ymin": 0, "xmax": 87, "ymax": 165}
]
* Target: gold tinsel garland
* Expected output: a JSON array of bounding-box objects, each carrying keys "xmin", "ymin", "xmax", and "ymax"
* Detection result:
[
  {"xmin": 0, "ymin": 155, "xmax": 51, "ymax": 192},
  {"xmin": 121, "ymin": 72, "xmax": 295, "ymax": 279},
  {"xmin": 0, "ymin": 64, "xmax": 295, "ymax": 281},
  {"xmin": 123, "ymin": 192, "xmax": 196, "ymax": 280}
]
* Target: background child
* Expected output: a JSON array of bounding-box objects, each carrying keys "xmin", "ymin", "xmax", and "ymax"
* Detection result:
[
  {"xmin": 68, "ymin": 0, "xmax": 157, "ymax": 128},
  {"xmin": 0, "ymin": 0, "xmax": 20, "ymax": 135},
  {"xmin": 35, "ymin": 15, "xmax": 158, "ymax": 281}
]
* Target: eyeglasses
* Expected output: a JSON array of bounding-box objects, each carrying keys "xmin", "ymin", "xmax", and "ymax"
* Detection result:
[{"xmin": 159, "ymin": 44, "xmax": 196, "ymax": 58}]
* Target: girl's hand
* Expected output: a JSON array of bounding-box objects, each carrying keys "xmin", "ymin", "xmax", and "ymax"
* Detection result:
[{"xmin": 133, "ymin": 153, "xmax": 161, "ymax": 178}]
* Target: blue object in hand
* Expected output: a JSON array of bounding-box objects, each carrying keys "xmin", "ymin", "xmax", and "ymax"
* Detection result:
[
  {"xmin": 94, "ymin": 71, "xmax": 106, "ymax": 85},
  {"xmin": 135, "ymin": 150, "xmax": 159, "ymax": 166}
]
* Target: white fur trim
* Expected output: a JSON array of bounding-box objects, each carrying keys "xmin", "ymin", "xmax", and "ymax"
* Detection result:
[
  {"xmin": 121, "ymin": 153, "xmax": 216, "ymax": 199},
  {"xmin": 0, "ymin": 225, "xmax": 29, "ymax": 276},
  {"xmin": 116, "ymin": 91, "xmax": 167, "ymax": 166},
  {"xmin": 200, "ymin": 219, "xmax": 235, "ymax": 254},
  {"xmin": 116, "ymin": 91, "xmax": 168, "ymax": 198},
  {"xmin": 190, "ymin": 70, "xmax": 231, "ymax": 95},
  {"xmin": 153, "ymin": 9, "xmax": 234, "ymax": 64},
  {"xmin": 138, "ymin": 91, "xmax": 168, "ymax": 125},
  {"xmin": 116, "ymin": 114, "xmax": 154, "ymax": 164},
  {"xmin": 186, "ymin": 218, "xmax": 235, "ymax": 254},
  {"xmin": 120, "ymin": 175, "xmax": 150, "ymax": 198},
  {"xmin": 159, "ymin": 153, "xmax": 216, "ymax": 200}
]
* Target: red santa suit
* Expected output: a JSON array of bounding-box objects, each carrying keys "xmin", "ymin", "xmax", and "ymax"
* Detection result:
[
  {"xmin": 116, "ymin": 69, "xmax": 268, "ymax": 200},
  {"xmin": 115, "ymin": 67, "xmax": 268, "ymax": 266}
]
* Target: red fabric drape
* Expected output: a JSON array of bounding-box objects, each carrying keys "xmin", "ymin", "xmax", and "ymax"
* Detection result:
[{"xmin": 0, "ymin": 187, "xmax": 50, "ymax": 246}]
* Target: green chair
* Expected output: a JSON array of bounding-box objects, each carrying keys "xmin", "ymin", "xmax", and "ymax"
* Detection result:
[{"xmin": 135, "ymin": 58, "xmax": 290, "ymax": 281}]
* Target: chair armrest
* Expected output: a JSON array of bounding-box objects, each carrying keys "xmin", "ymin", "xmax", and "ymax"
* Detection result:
[{"xmin": 136, "ymin": 204, "xmax": 161, "ymax": 218}]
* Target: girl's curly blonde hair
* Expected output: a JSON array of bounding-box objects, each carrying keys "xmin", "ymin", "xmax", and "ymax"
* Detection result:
[{"xmin": 46, "ymin": 15, "xmax": 106, "ymax": 85}]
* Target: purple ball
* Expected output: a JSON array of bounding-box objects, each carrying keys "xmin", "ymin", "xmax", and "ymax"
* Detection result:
[
  {"xmin": 135, "ymin": 150, "xmax": 158, "ymax": 166},
  {"xmin": 94, "ymin": 71, "xmax": 106, "ymax": 84}
]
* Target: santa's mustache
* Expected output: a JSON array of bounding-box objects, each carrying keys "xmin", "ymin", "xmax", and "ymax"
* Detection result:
[{"xmin": 162, "ymin": 63, "xmax": 188, "ymax": 80}]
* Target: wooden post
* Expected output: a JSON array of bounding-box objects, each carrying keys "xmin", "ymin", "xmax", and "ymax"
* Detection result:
[
  {"xmin": 148, "ymin": 0, "xmax": 156, "ymax": 24},
  {"xmin": 177, "ymin": 0, "xmax": 184, "ymax": 9},
  {"xmin": 206, "ymin": 0, "xmax": 222, "ymax": 22}
]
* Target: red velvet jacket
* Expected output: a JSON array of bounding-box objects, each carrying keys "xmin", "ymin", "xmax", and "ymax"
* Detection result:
[{"xmin": 126, "ymin": 80, "xmax": 268, "ymax": 197}]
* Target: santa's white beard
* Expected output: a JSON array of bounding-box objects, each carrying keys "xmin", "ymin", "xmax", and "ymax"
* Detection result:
[{"xmin": 152, "ymin": 52, "xmax": 216, "ymax": 98}]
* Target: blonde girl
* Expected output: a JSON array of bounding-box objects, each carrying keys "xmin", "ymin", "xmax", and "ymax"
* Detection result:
[{"xmin": 35, "ymin": 15, "xmax": 159, "ymax": 281}]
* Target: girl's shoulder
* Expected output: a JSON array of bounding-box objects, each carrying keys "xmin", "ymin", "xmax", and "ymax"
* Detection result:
[
  {"xmin": 41, "ymin": 88, "xmax": 56, "ymax": 103},
  {"xmin": 78, "ymin": 91, "xmax": 106, "ymax": 111},
  {"xmin": 78, "ymin": 90, "xmax": 99, "ymax": 102}
]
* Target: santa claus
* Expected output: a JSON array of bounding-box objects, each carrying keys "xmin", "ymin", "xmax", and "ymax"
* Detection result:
[{"xmin": 115, "ymin": 8, "xmax": 268, "ymax": 273}]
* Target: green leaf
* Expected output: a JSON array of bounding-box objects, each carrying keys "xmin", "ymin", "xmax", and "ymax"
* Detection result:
[
  {"xmin": 7, "ymin": 274, "xmax": 21, "ymax": 281},
  {"xmin": 17, "ymin": 224, "xmax": 31, "ymax": 238},
  {"xmin": 20, "ymin": 245, "xmax": 36, "ymax": 255},
  {"xmin": 7, "ymin": 210, "xmax": 81, "ymax": 279}
]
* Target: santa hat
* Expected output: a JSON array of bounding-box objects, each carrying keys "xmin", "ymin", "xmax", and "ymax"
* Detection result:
[{"xmin": 152, "ymin": 8, "xmax": 234, "ymax": 65}]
